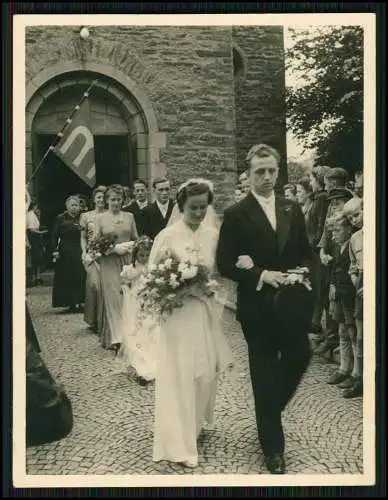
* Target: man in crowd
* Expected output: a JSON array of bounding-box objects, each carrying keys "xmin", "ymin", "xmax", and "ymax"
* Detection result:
[
  {"xmin": 140, "ymin": 177, "xmax": 175, "ymax": 240},
  {"xmin": 122, "ymin": 179, "xmax": 149, "ymax": 233}
]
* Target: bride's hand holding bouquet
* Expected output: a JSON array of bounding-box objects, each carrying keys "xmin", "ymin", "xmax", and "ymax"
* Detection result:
[{"xmin": 137, "ymin": 245, "xmax": 219, "ymax": 320}]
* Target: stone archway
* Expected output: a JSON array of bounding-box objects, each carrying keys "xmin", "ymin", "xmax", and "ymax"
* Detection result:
[{"xmin": 26, "ymin": 61, "xmax": 166, "ymax": 192}]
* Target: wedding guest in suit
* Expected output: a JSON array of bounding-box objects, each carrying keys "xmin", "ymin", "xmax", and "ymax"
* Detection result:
[
  {"xmin": 122, "ymin": 179, "xmax": 149, "ymax": 233},
  {"xmin": 216, "ymin": 143, "xmax": 313, "ymax": 474},
  {"xmin": 140, "ymin": 178, "xmax": 175, "ymax": 240}
]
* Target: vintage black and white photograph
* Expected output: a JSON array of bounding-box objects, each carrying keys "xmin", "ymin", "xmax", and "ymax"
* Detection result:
[{"xmin": 13, "ymin": 13, "xmax": 376, "ymax": 487}]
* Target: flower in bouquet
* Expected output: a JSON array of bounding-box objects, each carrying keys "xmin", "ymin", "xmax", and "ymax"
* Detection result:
[
  {"xmin": 120, "ymin": 264, "xmax": 140, "ymax": 286},
  {"xmin": 87, "ymin": 233, "xmax": 118, "ymax": 263},
  {"xmin": 137, "ymin": 248, "xmax": 219, "ymax": 321}
]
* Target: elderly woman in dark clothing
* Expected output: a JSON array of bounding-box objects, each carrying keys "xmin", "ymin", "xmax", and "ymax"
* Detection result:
[{"xmin": 51, "ymin": 195, "xmax": 86, "ymax": 313}]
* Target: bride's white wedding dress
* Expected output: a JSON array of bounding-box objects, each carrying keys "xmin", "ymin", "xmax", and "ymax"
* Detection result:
[{"xmin": 149, "ymin": 219, "xmax": 233, "ymax": 464}]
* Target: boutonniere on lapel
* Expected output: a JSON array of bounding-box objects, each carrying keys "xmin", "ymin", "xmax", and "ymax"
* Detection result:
[{"xmin": 283, "ymin": 203, "xmax": 293, "ymax": 214}]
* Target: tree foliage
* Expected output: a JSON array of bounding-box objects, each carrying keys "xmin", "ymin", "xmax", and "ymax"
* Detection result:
[
  {"xmin": 285, "ymin": 26, "xmax": 363, "ymax": 175},
  {"xmin": 287, "ymin": 160, "xmax": 310, "ymax": 183}
]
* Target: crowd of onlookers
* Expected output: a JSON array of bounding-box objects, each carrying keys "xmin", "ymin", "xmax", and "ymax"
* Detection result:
[{"xmin": 235, "ymin": 166, "xmax": 364, "ymax": 399}]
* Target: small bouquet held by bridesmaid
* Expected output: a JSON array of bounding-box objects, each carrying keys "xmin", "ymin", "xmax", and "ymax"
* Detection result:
[
  {"xmin": 137, "ymin": 245, "xmax": 219, "ymax": 321},
  {"xmin": 87, "ymin": 234, "xmax": 118, "ymax": 262}
]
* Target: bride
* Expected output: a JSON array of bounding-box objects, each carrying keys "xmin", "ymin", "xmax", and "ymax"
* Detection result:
[{"xmin": 148, "ymin": 178, "xmax": 233, "ymax": 468}]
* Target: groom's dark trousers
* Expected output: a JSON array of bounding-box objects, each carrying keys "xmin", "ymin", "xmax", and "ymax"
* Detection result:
[{"xmin": 216, "ymin": 193, "xmax": 313, "ymax": 457}]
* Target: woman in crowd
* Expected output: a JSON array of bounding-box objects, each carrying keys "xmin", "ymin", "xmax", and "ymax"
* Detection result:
[
  {"xmin": 51, "ymin": 196, "xmax": 85, "ymax": 313},
  {"xmin": 284, "ymin": 183, "xmax": 297, "ymax": 202},
  {"xmin": 94, "ymin": 184, "xmax": 138, "ymax": 352},
  {"xmin": 308, "ymin": 166, "xmax": 331, "ymax": 336},
  {"xmin": 26, "ymin": 201, "xmax": 47, "ymax": 286},
  {"xmin": 80, "ymin": 185, "xmax": 107, "ymax": 332},
  {"xmin": 149, "ymin": 178, "xmax": 233, "ymax": 469},
  {"xmin": 296, "ymin": 176, "xmax": 314, "ymax": 242}
]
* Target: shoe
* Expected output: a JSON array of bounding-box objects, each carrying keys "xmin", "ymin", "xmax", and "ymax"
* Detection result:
[
  {"xmin": 182, "ymin": 458, "xmax": 198, "ymax": 468},
  {"xmin": 109, "ymin": 343, "xmax": 121, "ymax": 356},
  {"xmin": 315, "ymin": 338, "xmax": 338, "ymax": 355},
  {"xmin": 327, "ymin": 371, "xmax": 349, "ymax": 385},
  {"xmin": 264, "ymin": 453, "xmax": 285, "ymax": 474},
  {"xmin": 338, "ymin": 376, "xmax": 356, "ymax": 389},
  {"xmin": 343, "ymin": 379, "xmax": 363, "ymax": 398},
  {"xmin": 136, "ymin": 376, "xmax": 149, "ymax": 386}
]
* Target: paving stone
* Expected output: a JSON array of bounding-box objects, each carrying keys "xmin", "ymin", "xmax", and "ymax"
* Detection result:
[{"xmin": 26, "ymin": 285, "xmax": 363, "ymax": 475}]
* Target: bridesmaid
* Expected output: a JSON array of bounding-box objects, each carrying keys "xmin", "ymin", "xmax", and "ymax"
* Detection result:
[
  {"xmin": 51, "ymin": 196, "xmax": 86, "ymax": 313},
  {"xmin": 94, "ymin": 184, "xmax": 138, "ymax": 352},
  {"xmin": 80, "ymin": 185, "xmax": 107, "ymax": 332}
]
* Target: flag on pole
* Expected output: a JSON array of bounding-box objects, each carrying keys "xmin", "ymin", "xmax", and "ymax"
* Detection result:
[{"xmin": 53, "ymin": 99, "xmax": 96, "ymax": 188}]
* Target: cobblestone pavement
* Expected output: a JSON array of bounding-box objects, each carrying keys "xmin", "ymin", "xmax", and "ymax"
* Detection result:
[{"xmin": 25, "ymin": 285, "xmax": 363, "ymax": 476}]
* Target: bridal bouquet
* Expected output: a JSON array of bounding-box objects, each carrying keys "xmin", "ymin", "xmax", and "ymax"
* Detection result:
[{"xmin": 137, "ymin": 246, "xmax": 219, "ymax": 320}]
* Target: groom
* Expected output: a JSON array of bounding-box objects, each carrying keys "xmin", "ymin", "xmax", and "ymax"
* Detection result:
[{"xmin": 216, "ymin": 144, "xmax": 313, "ymax": 474}]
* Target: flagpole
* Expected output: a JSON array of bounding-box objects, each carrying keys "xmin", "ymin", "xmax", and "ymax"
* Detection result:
[{"xmin": 27, "ymin": 78, "xmax": 100, "ymax": 185}]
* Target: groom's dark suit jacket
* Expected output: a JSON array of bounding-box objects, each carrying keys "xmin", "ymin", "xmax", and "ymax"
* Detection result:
[{"xmin": 216, "ymin": 192, "xmax": 312, "ymax": 334}]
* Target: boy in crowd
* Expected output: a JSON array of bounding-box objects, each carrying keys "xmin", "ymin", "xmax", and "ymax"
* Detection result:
[
  {"xmin": 326, "ymin": 212, "xmax": 357, "ymax": 398},
  {"xmin": 343, "ymin": 197, "xmax": 364, "ymax": 398},
  {"xmin": 315, "ymin": 186, "xmax": 353, "ymax": 358}
]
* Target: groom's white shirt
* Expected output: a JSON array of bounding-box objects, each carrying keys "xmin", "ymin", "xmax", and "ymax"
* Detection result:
[{"xmin": 250, "ymin": 190, "xmax": 277, "ymax": 291}]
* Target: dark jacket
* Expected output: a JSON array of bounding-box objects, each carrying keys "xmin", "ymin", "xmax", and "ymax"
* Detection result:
[
  {"xmin": 330, "ymin": 240, "xmax": 355, "ymax": 297},
  {"xmin": 216, "ymin": 193, "xmax": 312, "ymax": 331},
  {"xmin": 122, "ymin": 201, "xmax": 148, "ymax": 234},
  {"xmin": 140, "ymin": 200, "xmax": 175, "ymax": 240},
  {"xmin": 308, "ymin": 190, "xmax": 330, "ymax": 250}
]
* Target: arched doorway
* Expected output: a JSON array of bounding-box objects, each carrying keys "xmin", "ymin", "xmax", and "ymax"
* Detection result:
[{"xmin": 26, "ymin": 70, "xmax": 155, "ymax": 257}]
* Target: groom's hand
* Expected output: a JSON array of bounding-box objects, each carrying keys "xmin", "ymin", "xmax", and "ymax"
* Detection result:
[{"xmin": 261, "ymin": 270, "xmax": 287, "ymax": 289}]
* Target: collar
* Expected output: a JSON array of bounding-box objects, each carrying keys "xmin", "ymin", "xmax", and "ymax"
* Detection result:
[
  {"xmin": 156, "ymin": 200, "xmax": 169, "ymax": 211},
  {"xmin": 251, "ymin": 190, "xmax": 275, "ymax": 206}
]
